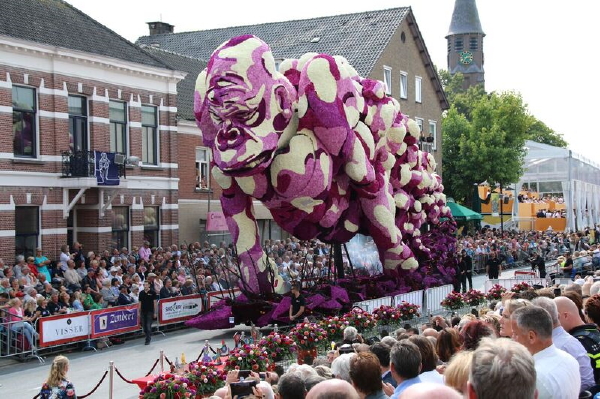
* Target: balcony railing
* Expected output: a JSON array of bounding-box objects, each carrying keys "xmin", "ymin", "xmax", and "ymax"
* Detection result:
[{"xmin": 61, "ymin": 150, "xmax": 125, "ymax": 178}]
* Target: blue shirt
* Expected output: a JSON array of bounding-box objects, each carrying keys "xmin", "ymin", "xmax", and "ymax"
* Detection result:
[{"xmin": 390, "ymin": 376, "xmax": 421, "ymax": 399}]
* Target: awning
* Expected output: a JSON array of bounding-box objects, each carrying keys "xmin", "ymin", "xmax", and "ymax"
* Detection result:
[{"xmin": 447, "ymin": 202, "xmax": 483, "ymax": 221}]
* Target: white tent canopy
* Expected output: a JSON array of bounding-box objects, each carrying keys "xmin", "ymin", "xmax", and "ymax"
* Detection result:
[{"xmin": 514, "ymin": 140, "xmax": 600, "ymax": 232}]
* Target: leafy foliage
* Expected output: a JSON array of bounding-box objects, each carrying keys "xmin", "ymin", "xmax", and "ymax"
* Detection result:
[{"xmin": 439, "ymin": 67, "xmax": 568, "ymax": 203}]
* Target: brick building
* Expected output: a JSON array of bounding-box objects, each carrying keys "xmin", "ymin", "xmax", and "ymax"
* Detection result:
[
  {"xmin": 137, "ymin": 8, "xmax": 449, "ymax": 245},
  {"xmin": 0, "ymin": 0, "xmax": 185, "ymax": 261}
]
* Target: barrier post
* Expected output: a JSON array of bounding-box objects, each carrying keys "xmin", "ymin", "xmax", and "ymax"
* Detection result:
[
  {"xmin": 160, "ymin": 350, "xmax": 164, "ymax": 373},
  {"xmin": 109, "ymin": 361, "xmax": 114, "ymax": 399},
  {"xmin": 82, "ymin": 310, "xmax": 96, "ymax": 352}
]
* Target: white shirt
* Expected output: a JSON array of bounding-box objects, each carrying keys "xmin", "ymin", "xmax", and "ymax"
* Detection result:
[
  {"xmin": 552, "ymin": 326, "xmax": 595, "ymax": 391},
  {"xmin": 533, "ymin": 344, "xmax": 580, "ymax": 399}
]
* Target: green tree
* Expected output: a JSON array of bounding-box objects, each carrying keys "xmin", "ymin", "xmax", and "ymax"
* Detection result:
[
  {"xmin": 442, "ymin": 92, "xmax": 529, "ymax": 204},
  {"xmin": 525, "ymin": 116, "xmax": 568, "ymax": 147}
]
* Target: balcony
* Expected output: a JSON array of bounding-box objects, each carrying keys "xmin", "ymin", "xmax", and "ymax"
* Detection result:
[{"xmin": 61, "ymin": 150, "xmax": 126, "ymax": 179}]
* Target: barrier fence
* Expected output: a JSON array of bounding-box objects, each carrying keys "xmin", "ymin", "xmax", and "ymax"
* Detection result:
[
  {"xmin": 353, "ymin": 296, "xmax": 393, "ymax": 312},
  {"xmin": 483, "ymin": 278, "xmax": 548, "ymax": 293}
]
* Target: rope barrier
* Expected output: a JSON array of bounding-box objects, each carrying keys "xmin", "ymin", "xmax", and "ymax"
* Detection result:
[
  {"xmin": 164, "ymin": 355, "xmax": 173, "ymax": 366},
  {"xmin": 78, "ymin": 370, "xmax": 109, "ymax": 399},
  {"xmin": 114, "ymin": 367, "xmax": 136, "ymax": 384},
  {"xmin": 145, "ymin": 358, "xmax": 160, "ymax": 377}
]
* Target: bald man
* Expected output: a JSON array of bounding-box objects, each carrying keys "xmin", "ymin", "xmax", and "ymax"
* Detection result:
[
  {"xmin": 306, "ymin": 379, "xmax": 359, "ymax": 399},
  {"xmin": 400, "ymin": 382, "xmax": 462, "ymax": 399},
  {"xmin": 555, "ymin": 296, "xmax": 600, "ymax": 384}
]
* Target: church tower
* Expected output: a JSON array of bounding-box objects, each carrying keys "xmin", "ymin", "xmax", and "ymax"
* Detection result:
[{"xmin": 446, "ymin": 0, "xmax": 485, "ymax": 90}]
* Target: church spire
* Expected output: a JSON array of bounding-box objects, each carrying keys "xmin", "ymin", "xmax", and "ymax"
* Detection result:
[
  {"xmin": 446, "ymin": 0, "xmax": 485, "ymax": 90},
  {"xmin": 447, "ymin": 0, "xmax": 485, "ymax": 36}
]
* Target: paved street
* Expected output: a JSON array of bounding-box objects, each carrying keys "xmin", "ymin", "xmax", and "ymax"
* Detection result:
[{"xmin": 0, "ymin": 266, "xmax": 532, "ymax": 398}]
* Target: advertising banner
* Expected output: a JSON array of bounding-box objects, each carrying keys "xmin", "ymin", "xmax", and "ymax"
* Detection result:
[
  {"xmin": 158, "ymin": 295, "xmax": 204, "ymax": 325},
  {"xmin": 206, "ymin": 211, "xmax": 228, "ymax": 231},
  {"xmin": 38, "ymin": 313, "xmax": 90, "ymax": 347},
  {"xmin": 90, "ymin": 304, "xmax": 139, "ymax": 338}
]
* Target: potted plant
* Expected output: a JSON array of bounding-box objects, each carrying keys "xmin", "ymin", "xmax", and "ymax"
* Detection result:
[
  {"xmin": 441, "ymin": 291, "xmax": 465, "ymax": 311},
  {"xmin": 224, "ymin": 343, "xmax": 271, "ymax": 372},
  {"xmin": 485, "ymin": 284, "xmax": 507, "ymax": 302},
  {"xmin": 186, "ymin": 362, "xmax": 226, "ymax": 398},
  {"xmin": 463, "ymin": 289, "xmax": 486, "ymax": 307},
  {"xmin": 257, "ymin": 332, "xmax": 297, "ymax": 362},
  {"xmin": 396, "ymin": 301, "xmax": 421, "ymax": 321},
  {"xmin": 139, "ymin": 374, "xmax": 196, "ymax": 399},
  {"xmin": 289, "ymin": 322, "xmax": 328, "ymax": 364}
]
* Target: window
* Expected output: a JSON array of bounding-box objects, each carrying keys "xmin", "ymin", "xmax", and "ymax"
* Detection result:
[
  {"xmin": 470, "ymin": 37, "xmax": 478, "ymax": 51},
  {"xmin": 429, "ymin": 120, "xmax": 437, "ymax": 151},
  {"xmin": 415, "ymin": 118, "xmax": 424, "ymax": 134},
  {"xmin": 144, "ymin": 206, "xmax": 159, "ymax": 247},
  {"xmin": 109, "ymin": 100, "xmax": 127, "ymax": 155},
  {"xmin": 68, "ymin": 96, "xmax": 88, "ymax": 152},
  {"xmin": 383, "ymin": 66, "xmax": 392, "ymax": 95},
  {"xmin": 15, "ymin": 207, "xmax": 39, "ymax": 258},
  {"xmin": 141, "ymin": 105, "xmax": 158, "ymax": 165},
  {"xmin": 196, "ymin": 147, "xmax": 210, "ymax": 190},
  {"xmin": 12, "ymin": 86, "xmax": 36, "ymax": 157},
  {"xmin": 111, "ymin": 207, "xmax": 129, "ymax": 250},
  {"xmin": 415, "ymin": 76, "xmax": 422, "ymax": 103},
  {"xmin": 400, "ymin": 72, "xmax": 408, "ymax": 99},
  {"xmin": 454, "ymin": 37, "xmax": 464, "ymax": 52}
]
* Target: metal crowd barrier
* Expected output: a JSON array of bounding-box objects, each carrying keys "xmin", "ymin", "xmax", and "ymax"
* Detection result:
[
  {"xmin": 424, "ymin": 285, "xmax": 454, "ymax": 314},
  {"xmin": 0, "ymin": 311, "xmax": 43, "ymax": 362},
  {"xmin": 351, "ymin": 285, "xmax": 453, "ymax": 317},
  {"xmin": 353, "ymin": 296, "xmax": 393, "ymax": 312}
]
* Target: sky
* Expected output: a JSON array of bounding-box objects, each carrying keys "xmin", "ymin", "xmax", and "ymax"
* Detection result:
[{"xmin": 65, "ymin": 0, "xmax": 600, "ymax": 161}]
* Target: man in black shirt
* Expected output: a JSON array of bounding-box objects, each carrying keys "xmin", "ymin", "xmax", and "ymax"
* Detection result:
[
  {"xmin": 458, "ymin": 250, "xmax": 473, "ymax": 292},
  {"xmin": 486, "ymin": 251, "xmax": 502, "ymax": 279},
  {"xmin": 82, "ymin": 268, "xmax": 99, "ymax": 294},
  {"xmin": 555, "ymin": 296, "xmax": 600, "ymax": 384},
  {"xmin": 139, "ymin": 281, "xmax": 157, "ymax": 345},
  {"xmin": 289, "ymin": 283, "xmax": 305, "ymax": 323},
  {"xmin": 530, "ymin": 252, "xmax": 547, "ymax": 278}
]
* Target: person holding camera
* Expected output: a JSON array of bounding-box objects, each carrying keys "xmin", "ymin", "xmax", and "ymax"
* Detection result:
[{"xmin": 223, "ymin": 370, "xmax": 268, "ymax": 399}]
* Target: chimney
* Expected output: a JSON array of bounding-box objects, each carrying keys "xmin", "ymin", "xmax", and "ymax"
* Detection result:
[{"xmin": 147, "ymin": 21, "xmax": 174, "ymax": 35}]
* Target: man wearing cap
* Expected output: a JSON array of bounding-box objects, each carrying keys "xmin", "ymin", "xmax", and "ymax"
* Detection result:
[{"xmin": 117, "ymin": 284, "xmax": 134, "ymax": 306}]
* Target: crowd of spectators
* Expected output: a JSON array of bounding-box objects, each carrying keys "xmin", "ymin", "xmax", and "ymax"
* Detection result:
[
  {"xmin": 201, "ymin": 281, "xmax": 600, "ymax": 398},
  {"xmin": 454, "ymin": 226, "xmax": 600, "ymax": 273},
  {"xmin": 0, "ymin": 236, "xmax": 385, "ymax": 350}
]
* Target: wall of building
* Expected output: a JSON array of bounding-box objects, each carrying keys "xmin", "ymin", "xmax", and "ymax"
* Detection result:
[
  {"xmin": 0, "ymin": 38, "xmax": 182, "ymax": 263},
  {"xmin": 369, "ymin": 13, "xmax": 445, "ymax": 173}
]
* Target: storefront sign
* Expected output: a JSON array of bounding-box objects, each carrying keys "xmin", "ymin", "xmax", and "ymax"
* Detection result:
[
  {"xmin": 158, "ymin": 295, "xmax": 203, "ymax": 325},
  {"xmin": 206, "ymin": 211, "xmax": 228, "ymax": 231},
  {"xmin": 38, "ymin": 313, "xmax": 90, "ymax": 347},
  {"xmin": 90, "ymin": 304, "xmax": 139, "ymax": 338}
]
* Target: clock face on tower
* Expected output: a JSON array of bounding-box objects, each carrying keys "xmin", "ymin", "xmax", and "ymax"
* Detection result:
[{"xmin": 459, "ymin": 51, "xmax": 474, "ymax": 65}]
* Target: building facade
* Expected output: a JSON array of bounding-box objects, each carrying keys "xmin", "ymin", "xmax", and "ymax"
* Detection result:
[{"xmin": 0, "ymin": 0, "xmax": 184, "ymax": 261}]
